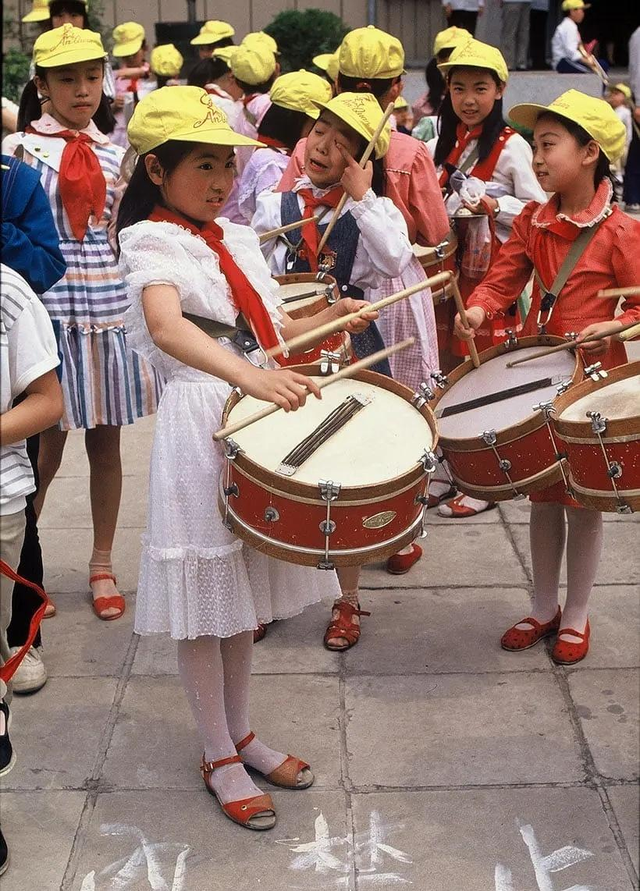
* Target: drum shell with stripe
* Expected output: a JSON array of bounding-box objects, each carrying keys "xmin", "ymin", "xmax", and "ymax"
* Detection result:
[
  {"xmin": 273, "ymin": 273, "xmax": 350, "ymax": 366},
  {"xmin": 218, "ymin": 369, "xmax": 438, "ymax": 567},
  {"xmin": 552, "ymin": 361, "xmax": 640, "ymax": 512},
  {"xmin": 430, "ymin": 337, "xmax": 582, "ymax": 502}
]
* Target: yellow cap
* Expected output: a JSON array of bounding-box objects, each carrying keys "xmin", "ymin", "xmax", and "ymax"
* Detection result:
[
  {"xmin": 150, "ymin": 44, "xmax": 184, "ymax": 78},
  {"xmin": 313, "ymin": 92, "xmax": 392, "ymax": 159},
  {"xmin": 112, "ymin": 22, "xmax": 145, "ymax": 58},
  {"xmin": 127, "ymin": 86, "xmax": 263, "ymax": 155},
  {"xmin": 270, "ymin": 70, "xmax": 332, "ymax": 119},
  {"xmin": 33, "ymin": 24, "xmax": 105, "ymax": 68},
  {"xmin": 190, "ymin": 20, "xmax": 235, "ymax": 46},
  {"xmin": 438, "ymin": 38, "xmax": 508, "ymax": 84},
  {"xmin": 242, "ymin": 32, "xmax": 278, "ymax": 54},
  {"xmin": 433, "ymin": 26, "xmax": 472, "ymax": 58},
  {"xmin": 509, "ymin": 89, "xmax": 627, "ymax": 162},
  {"xmin": 212, "ymin": 46, "xmax": 237, "ymax": 66},
  {"xmin": 230, "ymin": 43, "xmax": 276, "ymax": 86},
  {"xmin": 339, "ymin": 26, "xmax": 405, "ymax": 80},
  {"xmin": 394, "ymin": 96, "xmax": 409, "ymax": 110},
  {"xmin": 611, "ymin": 83, "xmax": 632, "ymax": 100},
  {"xmin": 313, "ymin": 51, "xmax": 340, "ymax": 82},
  {"xmin": 562, "ymin": 0, "xmax": 591, "ymax": 11},
  {"xmin": 22, "ymin": 0, "xmax": 50, "ymax": 24}
]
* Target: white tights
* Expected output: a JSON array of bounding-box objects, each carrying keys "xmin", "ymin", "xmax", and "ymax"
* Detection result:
[
  {"xmin": 177, "ymin": 632, "xmax": 285, "ymax": 804},
  {"xmin": 521, "ymin": 502, "xmax": 603, "ymax": 641}
]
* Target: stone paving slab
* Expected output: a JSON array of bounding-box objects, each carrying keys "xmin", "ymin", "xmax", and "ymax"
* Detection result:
[
  {"xmin": 349, "ymin": 787, "xmax": 635, "ymax": 891},
  {"xmin": 345, "ymin": 673, "xmax": 585, "ymax": 788},
  {"xmin": 568, "ymin": 669, "xmax": 640, "ymax": 781},
  {"xmin": 0, "ymin": 791, "xmax": 87, "ymax": 891},
  {"xmin": 607, "ymin": 785, "xmax": 640, "ymax": 874},
  {"xmin": 39, "ymin": 473, "xmax": 149, "ymax": 530},
  {"xmin": 561, "ymin": 586, "xmax": 640, "ymax": 670},
  {"xmin": 70, "ymin": 789, "xmax": 351, "ymax": 891},
  {"xmin": 41, "ymin": 526, "xmax": 144, "ymax": 594}
]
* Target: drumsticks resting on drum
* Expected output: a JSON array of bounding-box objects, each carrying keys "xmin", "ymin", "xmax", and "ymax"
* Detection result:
[
  {"xmin": 505, "ymin": 320, "xmax": 640, "ymax": 367},
  {"xmin": 315, "ymin": 102, "xmax": 396, "ymax": 256},
  {"xmin": 258, "ymin": 215, "xmax": 323, "ymax": 243},
  {"xmin": 266, "ymin": 270, "xmax": 453, "ymax": 360},
  {"xmin": 213, "ymin": 337, "xmax": 415, "ymax": 441}
]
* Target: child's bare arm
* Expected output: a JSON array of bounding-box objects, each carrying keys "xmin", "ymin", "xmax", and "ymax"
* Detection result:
[{"xmin": 0, "ymin": 370, "xmax": 63, "ymax": 446}]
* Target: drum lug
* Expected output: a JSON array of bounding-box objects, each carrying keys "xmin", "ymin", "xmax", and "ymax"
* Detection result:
[
  {"xmin": 223, "ymin": 483, "xmax": 239, "ymax": 498},
  {"xmin": 499, "ymin": 458, "xmax": 512, "ymax": 472},
  {"xmin": 504, "ymin": 329, "xmax": 519, "ymax": 349},
  {"xmin": 430, "ymin": 370, "xmax": 449, "ymax": 389},
  {"xmin": 319, "ymin": 519, "xmax": 337, "ymax": 534},
  {"xmin": 556, "ymin": 379, "xmax": 572, "ymax": 396},
  {"xmin": 264, "ymin": 506, "xmax": 280, "ymax": 523},
  {"xmin": 419, "ymin": 450, "xmax": 439, "ymax": 473},
  {"xmin": 319, "ymin": 479, "xmax": 341, "ymax": 501},
  {"xmin": 564, "ymin": 330, "xmax": 579, "ymax": 342},
  {"xmin": 584, "ymin": 362, "xmax": 608, "ymax": 382},
  {"xmin": 323, "ymin": 286, "xmax": 338, "ymax": 305},
  {"xmin": 616, "ymin": 503, "xmax": 633, "ymax": 515},
  {"xmin": 320, "ymin": 350, "xmax": 343, "ymax": 375},
  {"xmin": 481, "ymin": 429, "xmax": 498, "ymax": 446},
  {"xmin": 587, "ymin": 411, "xmax": 607, "ymax": 435},
  {"xmin": 607, "ymin": 461, "xmax": 623, "ymax": 480},
  {"xmin": 412, "ymin": 382, "xmax": 435, "ymax": 407},
  {"xmin": 223, "ymin": 438, "xmax": 242, "ymax": 460},
  {"xmin": 533, "ymin": 401, "xmax": 555, "ymax": 421},
  {"xmin": 318, "ymin": 480, "xmax": 341, "ymax": 570},
  {"xmin": 585, "ymin": 412, "xmax": 631, "ymax": 510},
  {"xmin": 435, "ymin": 243, "xmax": 446, "ymax": 260}
]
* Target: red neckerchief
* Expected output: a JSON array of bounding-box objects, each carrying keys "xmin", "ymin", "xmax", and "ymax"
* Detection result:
[
  {"xmin": 295, "ymin": 186, "xmax": 344, "ymax": 272},
  {"xmin": 27, "ymin": 124, "xmax": 106, "ymax": 242},
  {"xmin": 439, "ymin": 123, "xmax": 516, "ymax": 187},
  {"xmin": 148, "ymin": 206, "xmax": 280, "ymax": 352},
  {"xmin": 242, "ymin": 93, "xmax": 258, "ymax": 108},
  {"xmin": 258, "ymin": 135, "xmax": 291, "ymax": 154}
]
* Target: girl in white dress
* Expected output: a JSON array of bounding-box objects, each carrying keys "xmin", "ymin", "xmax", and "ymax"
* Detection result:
[{"xmin": 117, "ymin": 86, "xmax": 376, "ymax": 831}]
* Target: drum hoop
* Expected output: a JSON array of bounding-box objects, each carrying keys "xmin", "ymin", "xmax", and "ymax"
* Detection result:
[
  {"xmin": 557, "ymin": 431, "xmax": 640, "ymax": 445},
  {"xmin": 570, "ymin": 479, "xmax": 640, "ymax": 499},
  {"xmin": 413, "ymin": 233, "xmax": 458, "ymax": 266},
  {"xmin": 274, "ymin": 271, "xmax": 338, "ymax": 287},
  {"xmin": 553, "ymin": 360, "xmax": 640, "ymax": 439}
]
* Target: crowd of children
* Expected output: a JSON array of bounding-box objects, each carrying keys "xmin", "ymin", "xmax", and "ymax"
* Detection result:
[{"xmin": 1, "ymin": 3, "xmax": 639, "ymax": 863}]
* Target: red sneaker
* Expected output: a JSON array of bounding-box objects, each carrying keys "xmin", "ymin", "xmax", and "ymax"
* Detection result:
[
  {"xmin": 501, "ymin": 607, "xmax": 561, "ymax": 651},
  {"xmin": 386, "ymin": 543, "xmax": 423, "ymax": 575}
]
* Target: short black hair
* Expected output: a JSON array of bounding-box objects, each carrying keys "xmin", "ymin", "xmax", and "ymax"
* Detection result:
[{"xmin": 187, "ymin": 57, "xmax": 230, "ymax": 88}]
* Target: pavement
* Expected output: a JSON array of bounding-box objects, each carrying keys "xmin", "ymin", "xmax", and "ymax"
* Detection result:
[{"xmin": 2, "ymin": 399, "xmax": 639, "ymax": 891}]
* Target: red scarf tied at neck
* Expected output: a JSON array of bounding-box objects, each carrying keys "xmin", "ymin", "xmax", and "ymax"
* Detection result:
[
  {"xmin": 149, "ymin": 206, "xmax": 280, "ymax": 353},
  {"xmin": 439, "ymin": 122, "xmax": 516, "ymax": 189},
  {"xmin": 295, "ymin": 186, "xmax": 344, "ymax": 272},
  {"xmin": 27, "ymin": 126, "xmax": 106, "ymax": 242}
]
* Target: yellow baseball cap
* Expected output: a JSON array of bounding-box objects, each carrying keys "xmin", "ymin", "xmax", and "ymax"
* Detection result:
[
  {"xmin": 242, "ymin": 32, "xmax": 278, "ymax": 54},
  {"xmin": 394, "ymin": 96, "xmax": 409, "ymax": 110},
  {"xmin": 339, "ymin": 26, "xmax": 405, "ymax": 80},
  {"xmin": 611, "ymin": 83, "xmax": 632, "ymax": 100},
  {"xmin": 509, "ymin": 89, "xmax": 627, "ymax": 162},
  {"xmin": 190, "ymin": 20, "xmax": 235, "ymax": 46},
  {"xmin": 433, "ymin": 26, "xmax": 472, "ymax": 58},
  {"xmin": 22, "ymin": 0, "xmax": 50, "ymax": 23},
  {"xmin": 150, "ymin": 44, "xmax": 184, "ymax": 78},
  {"xmin": 313, "ymin": 92, "xmax": 392, "ymax": 159},
  {"xmin": 127, "ymin": 86, "xmax": 263, "ymax": 155},
  {"xmin": 33, "ymin": 24, "xmax": 106, "ymax": 68},
  {"xmin": 561, "ymin": 0, "xmax": 591, "ymax": 11},
  {"xmin": 438, "ymin": 38, "xmax": 509, "ymax": 84},
  {"xmin": 212, "ymin": 46, "xmax": 237, "ymax": 66},
  {"xmin": 112, "ymin": 22, "xmax": 145, "ymax": 58},
  {"xmin": 230, "ymin": 43, "xmax": 276, "ymax": 85},
  {"xmin": 270, "ymin": 70, "xmax": 332, "ymax": 119},
  {"xmin": 313, "ymin": 51, "xmax": 340, "ymax": 82}
]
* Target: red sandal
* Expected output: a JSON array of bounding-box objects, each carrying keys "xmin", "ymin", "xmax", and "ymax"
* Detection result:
[
  {"xmin": 323, "ymin": 601, "xmax": 371, "ymax": 651},
  {"xmin": 235, "ymin": 731, "xmax": 314, "ymax": 789},
  {"xmin": 253, "ymin": 623, "xmax": 268, "ymax": 643},
  {"xmin": 90, "ymin": 573, "xmax": 125, "ymax": 621},
  {"xmin": 501, "ymin": 607, "xmax": 561, "ymax": 651},
  {"xmin": 200, "ymin": 753, "xmax": 276, "ymax": 830}
]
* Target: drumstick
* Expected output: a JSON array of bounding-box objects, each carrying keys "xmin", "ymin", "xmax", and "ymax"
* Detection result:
[
  {"xmin": 505, "ymin": 320, "xmax": 640, "ymax": 367},
  {"xmin": 213, "ymin": 337, "xmax": 415, "ymax": 441},
  {"xmin": 258, "ymin": 215, "xmax": 322, "ymax": 243},
  {"xmin": 450, "ymin": 276, "xmax": 481, "ymax": 369},
  {"xmin": 267, "ymin": 270, "xmax": 452, "ymax": 359},
  {"xmin": 315, "ymin": 102, "xmax": 396, "ymax": 256},
  {"xmin": 597, "ymin": 286, "xmax": 640, "ymax": 298}
]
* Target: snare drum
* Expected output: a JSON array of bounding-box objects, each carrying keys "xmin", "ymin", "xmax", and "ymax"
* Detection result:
[
  {"xmin": 430, "ymin": 336, "xmax": 582, "ymax": 501},
  {"xmin": 274, "ymin": 273, "xmax": 350, "ymax": 367},
  {"xmin": 413, "ymin": 229, "xmax": 458, "ymax": 305},
  {"xmin": 553, "ymin": 361, "xmax": 640, "ymax": 513},
  {"xmin": 218, "ymin": 369, "xmax": 438, "ymax": 567}
]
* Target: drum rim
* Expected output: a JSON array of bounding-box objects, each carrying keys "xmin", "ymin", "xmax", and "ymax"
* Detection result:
[
  {"xmin": 553, "ymin": 360, "xmax": 640, "ymax": 439},
  {"xmin": 413, "ymin": 230, "xmax": 458, "ymax": 265},
  {"xmin": 221, "ymin": 367, "xmax": 439, "ymax": 498}
]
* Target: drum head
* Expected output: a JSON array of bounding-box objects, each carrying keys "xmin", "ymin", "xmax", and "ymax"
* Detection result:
[
  {"xmin": 437, "ymin": 347, "xmax": 576, "ymax": 439},
  {"xmin": 227, "ymin": 379, "xmax": 434, "ymax": 487},
  {"xmin": 559, "ymin": 372, "xmax": 640, "ymax": 423}
]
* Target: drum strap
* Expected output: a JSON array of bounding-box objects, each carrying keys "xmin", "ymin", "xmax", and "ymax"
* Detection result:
[
  {"xmin": 534, "ymin": 215, "xmax": 608, "ymax": 331},
  {"xmin": 183, "ymin": 312, "xmax": 260, "ymax": 354},
  {"xmin": 435, "ymin": 373, "xmax": 566, "ymax": 419}
]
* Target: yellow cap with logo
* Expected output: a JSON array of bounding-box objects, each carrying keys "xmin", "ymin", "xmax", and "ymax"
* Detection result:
[
  {"xmin": 112, "ymin": 22, "xmax": 145, "ymax": 58},
  {"xmin": 509, "ymin": 89, "xmax": 627, "ymax": 162},
  {"xmin": 339, "ymin": 26, "xmax": 405, "ymax": 80},
  {"xmin": 438, "ymin": 38, "xmax": 508, "ymax": 84},
  {"xmin": 433, "ymin": 26, "xmax": 472, "ymax": 58},
  {"xmin": 127, "ymin": 86, "xmax": 263, "ymax": 155},
  {"xmin": 312, "ymin": 92, "xmax": 392, "ymax": 159},
  {"xmin": 230, "ymin": 43, "xmax": 276, "ymax": 85},
  {"xmin": 561, "ymin": 0, "xmax": 591, "ymax": 11},
  {"xmin": 270, "ymin": 70, "xmax": 332, "ymax": 119},
  {"xmin": 150, "ymin": 44, "xmax": 184, "ymax": 78},
  {"xmin": 22, "ymin": 0, "xmax": 50, "ymax": 23},
  {"xmin": 313, "ymin": 51, "xmax": 340, "ymax": 82},
  {"xmin": 33, "ymin": 24, "xmax": 106, "ymax": 68},
  {"xmin": 611, "ymin": 83, "xmax": 632, "ymax": 100},
  {"xmin": 190, "ymin": 20, "xmax": 235, "ymax": 46},
  {"xmin": 242, "ymin": 32, "xmax": 278, "ymax": 54}
]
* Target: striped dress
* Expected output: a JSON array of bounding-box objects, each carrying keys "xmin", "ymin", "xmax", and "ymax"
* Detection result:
[{"xmin": 2, "ymin": 115, "xmax": 162, "ymax": 430}]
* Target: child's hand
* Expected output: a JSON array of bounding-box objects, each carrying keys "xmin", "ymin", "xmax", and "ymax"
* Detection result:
[
  {"xmin": 454, "ymin": 306, "xmax": 485, "ymax": 340},
  {"xmin": 333, "ymin": 297, "xmax": 379, "ymax": 334},
  {"xmin": 462, "ymin": 196, "xmax": 499, "ymax": 216},
  {"xmin": 239, "ymin": 366, "xmax": 322, "ymax": 411},
  {"xmin": 338, "ymin": 144, "xmax": 373, "ymax": 202},
  {"xmin": 576, "ymin": 321, "xmax": 622, "ymax": 356}
]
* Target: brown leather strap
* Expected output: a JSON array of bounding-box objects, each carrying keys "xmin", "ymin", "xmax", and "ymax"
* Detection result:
[
  {"xmin": 201, "ymin": 753, "xmax": 242, "ymax": 774},
  {"xmin": 234, "ymin": 731, "xmax": 256, "ymax": 752}
]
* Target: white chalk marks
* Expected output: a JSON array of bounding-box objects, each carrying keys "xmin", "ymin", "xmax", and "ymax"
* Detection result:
[{"xmin": 495, "ymin": 820, "xmax": 594, "ymax": 891}]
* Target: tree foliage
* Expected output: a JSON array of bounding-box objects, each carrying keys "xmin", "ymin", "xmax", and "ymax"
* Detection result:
[
  {"xmin": 3, "ymin": 48, "xmax": 31, "ymax": 104},
  {"xmin": 264, "ymin": 9, "xmax": 349, "ymax": 74}
]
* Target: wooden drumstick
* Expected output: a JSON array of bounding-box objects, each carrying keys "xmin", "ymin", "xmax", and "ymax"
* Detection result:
[
  {"xmin": 597, "ymin": 286, "xmax": 640, "ymax": 298},
  {"xmin": 315, "ymin": 102, "xmax": 396, "ymax": 256},
  {"xmin": 258, "ymin": 215, "xmax": 322, "ymax": 243},
  {"xmin": 213, "ymin": 337, "xmax": 415, "ymax": 441},
  {"xmin": 505, "ymin": 320, "xmax": 640, "ymax": 367},
  {"xmin": 450, "ymin": 275, "xmax": 481, "ymax": 369},
  {"xmin": 267, "ymin": 270, "xmax": 453, "ymax": 359}
]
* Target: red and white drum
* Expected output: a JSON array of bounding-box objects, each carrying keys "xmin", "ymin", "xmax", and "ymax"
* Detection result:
[
  {"xmin": 553, "ymin": 360, "xmax": 640, "ymax": 513},
  {"xmin": 412, "ymin": 229, "xmax": 458, "ymax": 306},
  {"xmin": 218, "ymin": 368, "xmax": 438, "ymax": 567},
  {"xmin": 273, "ymin": 273, "xmax": 350, "ymax": 368},
  {"xmin": 430, "ymin": 336, "xmax": 582, "ymax": 501}
]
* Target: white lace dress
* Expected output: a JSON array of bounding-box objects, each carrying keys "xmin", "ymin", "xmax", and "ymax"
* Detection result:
[{"xmin": 119, "ymin": 219, "xmax": 341, "ymax": 639}]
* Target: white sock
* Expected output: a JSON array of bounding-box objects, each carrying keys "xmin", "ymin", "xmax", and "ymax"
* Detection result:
[
  {"xmin": 438, "ymin": 494, "xmax": 491, "ymax": 515},
  {"xmin": 561, "ymin": 506, "xmax": 603, "ymax": 641},
  {"xmin": 521, "ymin": 502, "xmax": 565, "ymax": 629}
]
